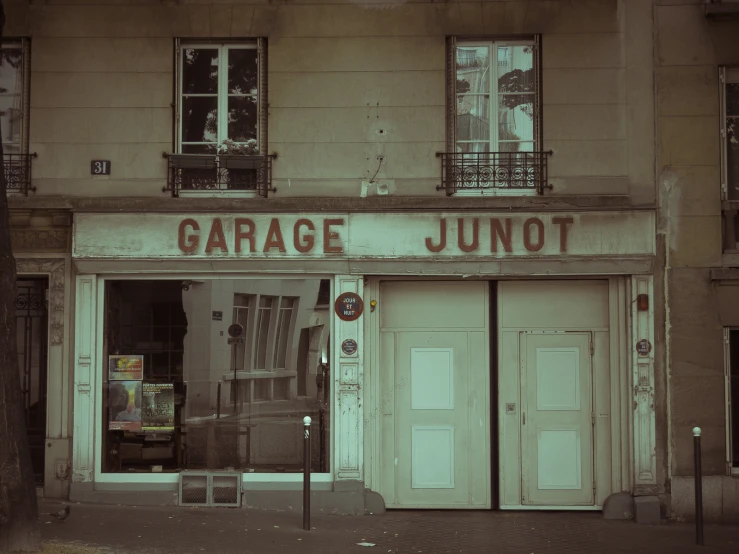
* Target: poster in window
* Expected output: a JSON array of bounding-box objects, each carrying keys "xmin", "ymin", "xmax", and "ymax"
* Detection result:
[
  {"xmin": 142, "ymin": 383, "xmax": 175, "ymax": 431},
  {"xmin": 108, "ymin": 355, "xmax": 144, "ymax": 381},
  {"xmin": 108, "ymin": 381, "xmax": 142, "ymax": 431}
]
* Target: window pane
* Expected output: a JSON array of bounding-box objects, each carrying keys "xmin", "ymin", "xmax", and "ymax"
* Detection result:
[
  {"xmin": 228, "ymin": 49, "xmax": 258, "ymax": 95},
  {"xmin": 456, "ymin": 46, "xmax": 489, "ymax": 94},
  {"xmin": 0, "ymin": 97, "xmax": 21, "ymax": 146},
  {"xmin": 0, "ymin": 48, "xmax": 22, "ymax": 147},
  {"xmin": 456, "ymin": 142, "xmax": 489, "ymax": 153},
  {"xmin": 498, "ymin": 45, "xmax": 534, "ymax": 94},
  {"xmin": 181, "ymin": 144, "xmax": 217, "ymax": 154},
  {"xmin": 273, "ymin": 300, "xmax": 295, "ymax": 370},
  {"xmin": 498, "ymin": 94, "xmax": 534, "ymax": 142},
  {"xmin": 254, "ymin": 302, "xmax": 271, "ymax": 370},
  {"xmin": 0, "ymin": 49, "xmax": 21, "ymax": 93},
  {"xmin": 500, "ymin": 141, "xmax": 534, "ymax": 153},
  {"xmin": 182, "ymin": 97, "xmax": 218, "ymax": 143},
  {"xmin": 727, "ymin": 84, "xmax": 739, "ymax": 116},
  {"xmin": 228, "ymin": 96, "xmax": 257, "ymax": 142},
  {"xmin": 457, "ymin": 94, "xmax": 490, "ymax": 141},
  {"xmin": 728, "ymin": 118, "xmax": 739, "ymax": 199},
  {"xmin": 182, "ymin": 48, "xmax": 218, "ymax": 94},
  {"xmin": 233, "ymin": 306, "xmax": 249, "ymax": 371}
]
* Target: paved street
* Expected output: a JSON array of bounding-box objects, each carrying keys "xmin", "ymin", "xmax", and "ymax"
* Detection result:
[{"xmin": 39, "ymin": 501, "xmax": 739, "ymax": 554}]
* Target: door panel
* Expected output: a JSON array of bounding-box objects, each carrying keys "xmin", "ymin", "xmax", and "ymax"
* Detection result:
[
  {"xmin": 379, "ymin": 281, "xmax": 489, "ymax": 509},
  {"xmin": 521, "ymin": 333, "xmax": 593, "ymax": 506}
]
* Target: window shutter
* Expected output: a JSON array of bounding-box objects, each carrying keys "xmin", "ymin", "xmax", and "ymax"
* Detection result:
[
  {"xmin": 174, "ymin": 38, "xmax": 181, "ymax": 153},
  {"xmin": 720, "ymin": 66, "xmax": 728, "ymax": 200},
  {"xmin": 534, "ymin": 35, "xmax": 542, "ymax": 152},
  {"xmin": 446, "ymin": 36, "xmax": 456, "ymax": 154},
  {"xmin": 258, "ymin": 37, "xmax": 268, "ymax": 156}
]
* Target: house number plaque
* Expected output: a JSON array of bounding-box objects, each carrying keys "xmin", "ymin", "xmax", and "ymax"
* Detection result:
[
  {"xmin": 91, "ymin": 160, "xmax": 112, "ymax": 175},
  {"xmin": 335, "ymin": 292, "xmax": 364, "ymax": 322}
]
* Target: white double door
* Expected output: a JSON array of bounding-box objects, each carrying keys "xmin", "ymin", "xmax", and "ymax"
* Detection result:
[
  {"xmin": 520, "ymin": 332, "xmax": 595, "ymax": 506},
  {"xmin": 379, "ymin": 281, "xmax": 490, "ymax": 509}
]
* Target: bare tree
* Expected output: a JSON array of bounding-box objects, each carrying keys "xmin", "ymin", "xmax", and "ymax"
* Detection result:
[{"xmin": 0, "ymin": 0, "xmax": 41, "ymax": 551}]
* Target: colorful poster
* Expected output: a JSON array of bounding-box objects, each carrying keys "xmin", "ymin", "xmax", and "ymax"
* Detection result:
[
  {"xmin": 108, "ymin": 381, "xmax": 142, "ymax": 431},
  {"xmin": 142, "ymin": 383, "xmax": 175, "ymax": 431},
  {"xmin": 108, "ymin": 355, "xmax": 144, "ymax": 381}
]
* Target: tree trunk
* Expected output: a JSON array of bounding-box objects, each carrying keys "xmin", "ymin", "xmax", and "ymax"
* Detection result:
[{"xmin": 0, "ymin": 0, "xmax": 42, "ymax": 551}]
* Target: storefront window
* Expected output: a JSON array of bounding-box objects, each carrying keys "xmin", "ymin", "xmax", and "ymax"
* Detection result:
[{"xmin": 102, "ymin": 278, "xmax": 331, "ymax": 474}]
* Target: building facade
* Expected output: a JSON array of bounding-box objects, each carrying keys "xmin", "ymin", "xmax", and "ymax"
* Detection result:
[
  {"xmin": 657, "ymin": 0, "xmax": 739, "ymax": 524},
  {"xmin": 4, "ymin": 0, "xmax": 720, "ymax": 520}
]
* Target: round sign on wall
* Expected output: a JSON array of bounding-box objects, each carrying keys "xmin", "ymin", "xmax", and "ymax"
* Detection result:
[
  {"xmin": 335, "ymin": 292, "xmax": 364, "ymax": 322},
  {"xmin": 341, "ymin": 339, "xmax": 358, "ymax": 356},
  {"xmin": 636, "ymin": 339, "xmax": 652, "ymax": 356}
]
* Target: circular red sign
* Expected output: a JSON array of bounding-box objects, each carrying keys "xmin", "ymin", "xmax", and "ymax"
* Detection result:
[{"xmin": 335, "ymin": 292, "xmax": 364, "ymax": 322}]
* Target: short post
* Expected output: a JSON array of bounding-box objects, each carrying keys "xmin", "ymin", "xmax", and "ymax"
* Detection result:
[
  {"xmin": 303, "ymin": 416, "xmax": 312, "ymax": 531},
  {"xmin": 693, "ymin": 426, "xmax": 704, "ymax": 546}
]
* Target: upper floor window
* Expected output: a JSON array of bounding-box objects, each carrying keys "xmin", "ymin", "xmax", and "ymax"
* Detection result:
[
  {"xmin": 1, "ymin": 39, "xmax": 35, "ymax": 196},
  {"xmin": 439, "ymin": 36, "xmax": 549, "ymax": 196},
  {"xmin": 179, "ymin": 43, "xmax": 259, "ymax": 155},
  {"xmin": 168, "ymin": 39, "xmax": 273, "ymax": 197},
  {"xmin": 722, "ymin": 67, "xmax": 739, "ymax": 200}
]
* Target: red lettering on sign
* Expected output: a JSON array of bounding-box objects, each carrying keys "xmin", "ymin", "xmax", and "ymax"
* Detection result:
[
  {"xmin": 294, "ymin": 219, "xmax": 315, "ymax": 253},
  {"xmin": 426, "ymin": 218, "xmax": 446, "ymax": 253},
  {"xmin": 178, "ymin": 219, "xmax": 200, "ymax": 253},
  {"xmin": 523, "ymin": 218, "xmax": 544, "ymax": 252},
  {"xmin": 552, "ymin": 216, "xmax": 573, "ymax": 253},
  {"xmin": 490, "ymin": 218, "xmax": 512, "ymax": 253},
  {"xmin": 205, "ymin": 218, "xmax": 228, "ymax": 253},
  {"xmin": 235, "ymin": 218, "xmax": 256, "ymax": 253},
  {"xmin": 458, "ymin": 218, "xmax": 479, "ymax": 252},
  {"xmin": 323, "ymin": 219, "xmax": 344, "ymax": 253},
  {"xmin": 263, "ymin": 219, "xmax": 286, "ymax": 252}
]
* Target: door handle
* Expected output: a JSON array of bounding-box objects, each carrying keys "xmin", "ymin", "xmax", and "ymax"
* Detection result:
[{"xmin": 522, "ymin": 412, "xmax": 526, "ymax": 425}]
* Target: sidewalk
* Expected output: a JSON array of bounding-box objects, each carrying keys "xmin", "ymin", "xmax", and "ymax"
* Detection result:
[{"xmin": 39, "ymin": 501, "xmax": 738, "ymax": 554}]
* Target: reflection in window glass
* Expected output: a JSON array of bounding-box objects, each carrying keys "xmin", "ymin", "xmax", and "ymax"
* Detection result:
[
  {"xmin": 255, "ymin": 297, "xmax": 273, "ymax": 370},
  {"xmin": 455, "ymin": 41, "xmax": 536, "ymax": 154},
  {"xmin": 0, "ymin": 45, "xmax": 25, "ymax": 152},
  {"xmin": 102, "ymin": 279, "xmax": 331, "ymax": 474},
  {"xmin": 274, "ymin": 298, "xmax": 296, "ymax": 369}
]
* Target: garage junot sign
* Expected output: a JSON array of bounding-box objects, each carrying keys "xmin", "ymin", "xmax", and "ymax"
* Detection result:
[{"xmin": 73, "ymin": 212, "xmax": 655, "ymax": 259}]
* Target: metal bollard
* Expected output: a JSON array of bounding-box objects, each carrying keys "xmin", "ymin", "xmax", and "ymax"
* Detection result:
[
  {"xmin": 303, "ymin": 416, "xmax": 312, "ymax": 531},
  {"xmin": 693, "ymin": 426, "xmax": 704, "ymax": 546}
]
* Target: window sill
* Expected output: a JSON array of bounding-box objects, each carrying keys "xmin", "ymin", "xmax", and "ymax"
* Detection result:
[{"xmin": 176, "ymin": 190, "xmax": 260, "ymax": 199}]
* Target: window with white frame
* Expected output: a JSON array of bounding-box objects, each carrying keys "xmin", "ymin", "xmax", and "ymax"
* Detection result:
[
  {"xmin": 178, "ymin": 41, "xmax": 264, "ymax": 155},
  {"xmin": 722, "ymin": 68, "xmax": 739, "ymax": 200},
  {"xmin": 443, "ymin": 37, "xmax": 546, "ymax": 195}
]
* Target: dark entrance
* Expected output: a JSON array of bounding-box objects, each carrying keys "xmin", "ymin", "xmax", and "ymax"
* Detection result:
[{"xmin": 16, "ymin": 277, "xmax": 49, "ymax": 485}]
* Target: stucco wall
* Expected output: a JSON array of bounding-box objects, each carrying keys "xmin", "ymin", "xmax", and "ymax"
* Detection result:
[{"xmin": 2, "ymin": 0, "xmax": 655, "ymax": 200}]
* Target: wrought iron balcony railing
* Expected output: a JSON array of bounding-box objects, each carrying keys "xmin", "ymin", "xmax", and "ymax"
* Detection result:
[
  {"xmin": 436, "ymin": 151, "xmax": 553, "ymax": 195},
  {"xmin": 165, "ymin": 153, "xmax": 276, "ymax": 197},
  {"xmin": 4, "ymin": 152, "xmax": 37, "ymax": 196}
]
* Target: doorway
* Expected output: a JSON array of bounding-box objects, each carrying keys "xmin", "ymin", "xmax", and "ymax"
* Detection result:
[
  {"xmin": 519, "ymin": 331, "xmax": 594, "ymax": 505},
  {"xmin": 378, "ymin": 281, "xmax": 491, "ymax": 509},
  {"xmin": 15, "ymin": 277, "xmax": 49, "ymax": 486}
]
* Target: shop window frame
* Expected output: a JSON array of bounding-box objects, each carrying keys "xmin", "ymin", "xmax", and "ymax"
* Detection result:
[{"xmin": 91, "ymin": 275, "xmax": 335, "ymax": 486}]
